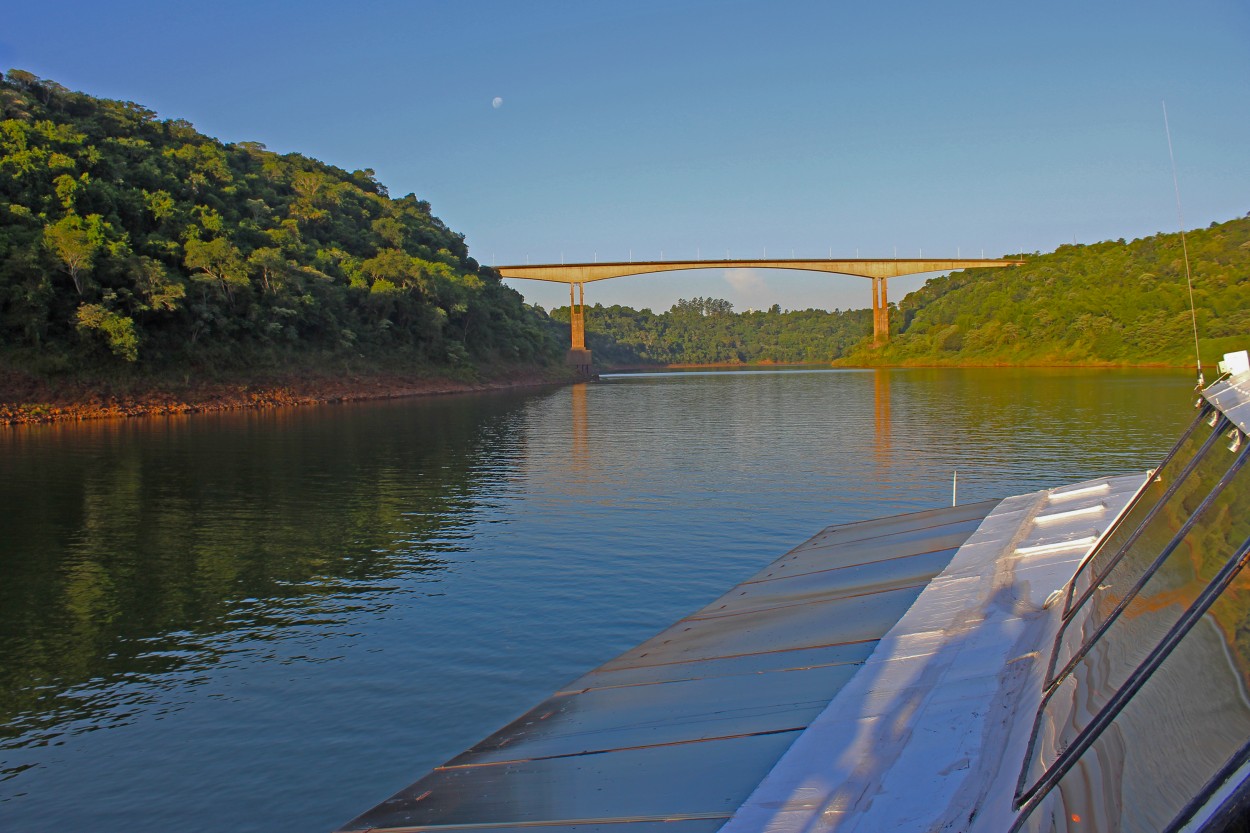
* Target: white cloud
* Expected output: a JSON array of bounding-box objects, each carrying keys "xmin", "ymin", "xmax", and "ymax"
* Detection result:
[{"xmin": 723, "ymin": 268, "xmax": 772, "ymax": 309}]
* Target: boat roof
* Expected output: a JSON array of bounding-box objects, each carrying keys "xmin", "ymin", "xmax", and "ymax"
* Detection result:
[{"xmin": 337, "ymin": 499, "xmax": 1001, "ymax": 832}]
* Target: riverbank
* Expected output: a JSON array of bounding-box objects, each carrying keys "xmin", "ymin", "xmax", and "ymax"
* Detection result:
[
  {"xmin": 3, "ymin": 357, "xmax": 1201, "ymax": 425},
  {"xmin": 598, "ymin": 358, "xmax": 1200, "ymax": 373},
  {"xmin": 0, "ymin": 365, "xmax": 576, "ymax": 425},
  {"xmin": 832, "ymin": 353, "xmax": 1204, "ymax": 369}
]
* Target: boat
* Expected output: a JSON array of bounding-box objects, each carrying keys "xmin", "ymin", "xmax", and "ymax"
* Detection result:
[{"xmin": 336, "ymin": 350, "xmax": 1250, "ymax": 833}]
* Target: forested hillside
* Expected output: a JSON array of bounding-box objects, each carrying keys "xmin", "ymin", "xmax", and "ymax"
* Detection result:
[
  {"xmin": 855, "ymin": 215, "xmax": 1250, "ymax": 366},
  {"xmin": 551, "ymin": 297, "xmax": 871, "ymax": 365},
  {"xmin": 0, "ymin": 71, "xmax": 561, "ymax": 376},
  {"xmin": 3, "ymin": 71, "xmax": 1244, "ymax": 385},
  {"xmin": 560, "ymin": 216, "xmax": 1249, "ymax": 369}
]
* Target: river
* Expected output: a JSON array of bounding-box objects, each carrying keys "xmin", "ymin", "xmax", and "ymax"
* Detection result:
[{"xmin": 0, "ymin": 367, "xmax": 1195, "ymax": 832}]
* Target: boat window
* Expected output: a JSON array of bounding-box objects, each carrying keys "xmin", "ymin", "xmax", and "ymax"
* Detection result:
[
  {"xmin": 1015, "ymin": 532, "xmax": 1250, "ymax": 830},
  {"xmin": 1016, "ymin": 536, "xmax": 1250, "ymax": 831},
  {"xmin": 1063, "ymin": 405, "xmax": 1218, "ymax": 616},
  {"xmin": 1014, "ymin": 399, "xmax": 1250, "ymax": 829},
  {"xmin": 1046, "ymin": 422, "xmax": 1245, "ymax": 683}
]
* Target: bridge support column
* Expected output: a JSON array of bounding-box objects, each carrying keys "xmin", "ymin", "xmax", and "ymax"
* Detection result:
[
  {"xmin": 566, "ymin": 282, "xmax": 592, "ymax": 375},
  {"xmin": 872, "ymin": 277, "xmax": 890, "ymax": 346}
]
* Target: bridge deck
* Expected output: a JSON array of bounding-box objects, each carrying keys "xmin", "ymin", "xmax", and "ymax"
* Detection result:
[{"xmin": 496, "ymin": 258, "xmax": 1023, "ymax": 284}]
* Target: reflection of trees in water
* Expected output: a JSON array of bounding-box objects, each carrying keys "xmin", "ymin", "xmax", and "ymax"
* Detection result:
[{"xmin": 0, "ymin": 394, "xmax": 530, "ymax": 755}]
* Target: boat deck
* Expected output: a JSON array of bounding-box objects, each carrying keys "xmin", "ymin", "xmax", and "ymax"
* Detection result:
[
  {"xmin": 723, "ymin": 472, "xmax": 1147, "ymax": 833},
  {"xmin": 337, "ymin": 500, "xmax": 1002, "ymax": 832}
]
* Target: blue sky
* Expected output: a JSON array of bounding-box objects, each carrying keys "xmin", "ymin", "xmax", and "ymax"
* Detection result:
[{"xmin": 4, "ymin": 0, "xmax": 1248, "ymax": 312}]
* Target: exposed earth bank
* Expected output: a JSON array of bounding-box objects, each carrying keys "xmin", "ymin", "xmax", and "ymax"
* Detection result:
[{"xmin": 0, "ymin": 366, "xmax": 576, "ymax": 425}]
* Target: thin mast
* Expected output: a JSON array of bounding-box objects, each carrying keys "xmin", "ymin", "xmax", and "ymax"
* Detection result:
[{"xmin": 1163, "ymin": 101, "xmax": 1203, "ymax": 387}]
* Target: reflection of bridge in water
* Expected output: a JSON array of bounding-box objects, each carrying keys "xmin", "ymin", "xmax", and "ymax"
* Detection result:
[
  {"xmin": 497, "ymin": 258, "xmax": 1024, "ymax": 372},
  {"xmin": 875, "ymin": 369, "xmax": 890, "ymax": 464},
  {"xmin": 566, "ymin": 369, "xmax": 893, "ymax": 479}
]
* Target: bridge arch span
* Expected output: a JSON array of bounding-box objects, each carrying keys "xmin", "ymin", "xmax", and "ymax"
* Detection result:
[
  {"xmin": 495, "ymin": 257, "xmax": 1020, "ymax": 285},
  {"xmin": 494, "ymin": 257, "xmax": 1024, "ymax": 369}
]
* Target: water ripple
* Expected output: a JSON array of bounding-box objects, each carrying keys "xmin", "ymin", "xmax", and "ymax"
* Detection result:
[{"xmin": 0, "ymin": 368, "xmax": 1193, "ymax": 830}]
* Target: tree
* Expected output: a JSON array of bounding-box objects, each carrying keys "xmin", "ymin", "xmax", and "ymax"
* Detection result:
[
  {"xmin": 184, "ymin": 237, "xmax": 249, "ymax": 302},
  {"xmin": 43, "ymin": 214, "xmax": 101, "ymax": 295},
  {"xmin": 247, "ymin": 247, "xmax": 288, "ymax": 294},
  {"xmin": 129, "ymin": 256, "xmax": 185, "ymax": 312},
  {"xmin": 76, "ymin": 303, "xmax": 139, "ymax": 361}
]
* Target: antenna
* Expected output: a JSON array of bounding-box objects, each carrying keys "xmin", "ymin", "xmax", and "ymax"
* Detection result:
[{"xmin": 1163, "ymin": 101, "xmax": 1204, "ymax": 388}]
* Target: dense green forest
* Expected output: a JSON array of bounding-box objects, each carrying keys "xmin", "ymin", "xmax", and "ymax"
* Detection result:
[
  {"xmin": 858, "ymin": 215, "xmax": 1250, "ymax": 366},
  {"xmin": 0, "ymin": 71, "xmax": 563, "ymax": 376},
  {"xmin": 551, "ymin": 297, "xmax": 872, "ymax": 365},
  {"xmin": 3, "ymin": 72, "xmax": 1245, "ymax": 382},
  {"xmin": 559, "ymin": 215, "xmax": 1249, "ymax": 369}
]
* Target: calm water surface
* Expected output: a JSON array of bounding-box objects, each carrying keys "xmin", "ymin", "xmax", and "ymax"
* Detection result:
[{"xmin": 0, "ymin": 368, "xmax": 1195, "ymax": 831}]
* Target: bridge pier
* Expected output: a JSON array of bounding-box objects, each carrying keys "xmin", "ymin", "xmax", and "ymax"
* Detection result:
[
  {"xmin": 566, "ymin": 281, "xmax": 593, "ymax": 374},
  {"xmin": 872, "ymin": 276, "xmax": 890, "ymax": 346}
]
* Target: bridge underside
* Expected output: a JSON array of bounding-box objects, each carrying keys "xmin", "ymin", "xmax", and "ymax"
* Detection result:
[{"xmin": 495, "ymin": 258, "xmax": 1023, "ymax": 365}]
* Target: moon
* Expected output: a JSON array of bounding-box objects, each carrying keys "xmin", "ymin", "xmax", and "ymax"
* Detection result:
[{"xmin": 491, "ymin": 97, "xmax": 503, "ymax": 109}]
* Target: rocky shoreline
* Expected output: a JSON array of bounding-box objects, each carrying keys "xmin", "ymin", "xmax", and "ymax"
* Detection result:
[{"xmin": 0, "ymin": 367, "xmax": 575, "ymax": 426}]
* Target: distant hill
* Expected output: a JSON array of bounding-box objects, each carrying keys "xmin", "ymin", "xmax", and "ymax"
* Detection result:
[
  {"xmin": 0, "ymin": 71, "xmax": 562, "ymax": 377},
  {"xmin": 556, "ymin": 215, "xmax": 1250, "ymax": 369},
  {"xmin": 851, "ymin": 215, "xmax": 1250, "ymax": 367}
]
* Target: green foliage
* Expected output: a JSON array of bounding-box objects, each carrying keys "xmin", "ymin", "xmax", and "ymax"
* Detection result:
[
  {"xmin": 8, "ymin": 74, "xmax": 1240, "ymax": 375},
  {"xmin": 553, "ymin": 297, "xmax": 872, "ymax": 366},
  {"xmin": 75, "ymin": 303, "xmax": 138, "ymax": 361},
  {"xmin": 42, "ymin": 213, "xmax": 102, "ymax": 295},
  {"xmin": 552, "ymin": 215, "xmax": 1249, "ymax": 369},
  {"xmin": 0, "ymin": 71, "xmax": 562, "ymax": 372},
  {"xmin": 854, "ymin": 216, "xmax": 1250, "ymax": 366}
]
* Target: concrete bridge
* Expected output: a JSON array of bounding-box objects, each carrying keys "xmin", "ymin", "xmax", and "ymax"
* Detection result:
[{"xmin": 496, "ymin": 258, "xmax": 1024, "ymax": 371}]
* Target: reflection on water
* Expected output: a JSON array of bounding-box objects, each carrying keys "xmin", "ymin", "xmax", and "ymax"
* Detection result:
[
  {"xmin": 571, "ymin": 381, "xmax": 590, "ymax": 476},
  {"xmin": 1, "ymin": 396, "xmax": 529, "ymax": 795},
  {"xmin": 875, "ymin": 368, "xmax": 891, "ymax": 462},
  {"xmin": 0, "ymin": 368, "xmax": 1194, "ymax": 832}
]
